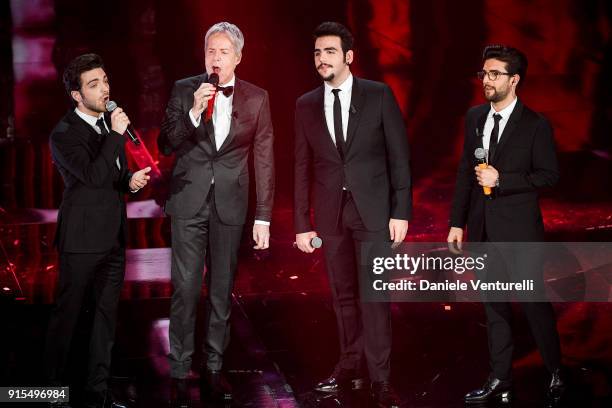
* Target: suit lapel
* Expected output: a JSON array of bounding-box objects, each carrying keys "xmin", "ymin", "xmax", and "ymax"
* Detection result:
[
  {"xmin": 475, "ymin": 108, "xmax": 488, "ymax": 151},
  {"xmin": 102, "ymin": 112, "xmax": 122, "ymax": 174},
  {"xmin": 491, "ymin": 99, "xmax": 523, "ymax": 164},
  {"xmin": 310, "ymin": 86, "xmax": 341, "ymax": 158},
  {"xmin": 344, "ymin": 77, "xmax": 365, "ymax": 151},
  {"xmin": 69, "ymin": 111, "xmax": 100, "ymax": 156},
  {"xmin": 204, "ymin": 117, "xmax": 216, "ymax": 152}
]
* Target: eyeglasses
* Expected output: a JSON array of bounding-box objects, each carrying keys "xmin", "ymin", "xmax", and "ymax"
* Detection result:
[{"xmin": 477, "ymin": 70, "xmax": 514, "ymax": 81}]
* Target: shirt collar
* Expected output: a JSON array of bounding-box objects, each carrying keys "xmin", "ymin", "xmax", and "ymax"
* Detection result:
[
  {"xmin": 489, "ymin": 97, "xmax": 518, "ymax": 121},
  {"xmin": 324, "ymin": 73, "xmax": 353, "ymax": 96},
  {"xmin": 223, "ymin": 75, "xmax": 236, "ymax": 87},
  {"xmin": 74, "ymin": 107, "xmax": 104, "ymax": 129}
]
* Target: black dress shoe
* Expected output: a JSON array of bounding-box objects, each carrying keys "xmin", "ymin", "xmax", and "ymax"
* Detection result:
[
  {"xmin": 464, "ymin": 376, "xmax": 512, "ymax": 404},
  {"xmin": 314, "ymin": 368, "xmax": 366, "ymax": 393},
  {"xmin": 48, "ymin": 402, "xmax": 71, "ymax": 408},
  {"xmin": 371, "ymin": 381, "xmax": 400, "ymax": 408},
  {"xmin": 171, "ymin": 378, "xmax": 191, "ymax": 408},
  {"xmin": 547, "ymin": 368, "xmax": 566, "ymax": 406},
  {"xmin": 85, "ymin": 390, "xmax": 128, "ymax": 408},
  {"xmin": 200, "ymin": 370, "xmax": 232, "ymax": 401}
]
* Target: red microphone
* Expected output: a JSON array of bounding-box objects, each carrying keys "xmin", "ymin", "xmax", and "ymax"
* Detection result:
[{"xmin": 205, "ymin": 73, "xmax": 219, "ymax": 123}]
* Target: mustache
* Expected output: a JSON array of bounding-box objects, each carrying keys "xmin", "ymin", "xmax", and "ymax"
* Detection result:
[{"xmin": 317, "ymin": 63, "xmax": 332, "ymax": 70}]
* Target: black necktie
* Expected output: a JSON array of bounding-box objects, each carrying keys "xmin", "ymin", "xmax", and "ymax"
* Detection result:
[
  {"xmin": 331, "ymin": 89, "xmax": 345, "ymax": 160},
  {"xmin": 96, "ymin": 117, "xmax": 109, "ymax": 137},
  {"xmin": 218, "ymin": 85, "xmax": 234, "ymax": 97},
  {"xmin": 489, "ymin": 113, "xmax": 502, "ymax": 164}
]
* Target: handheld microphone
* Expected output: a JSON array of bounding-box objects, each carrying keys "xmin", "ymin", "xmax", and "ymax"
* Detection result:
[
  {"xmin": 105, "ymin": 101, "xmax": 140, "ymax": 145},
  {"xmin": 292, "ymin": 236, "xmax": 323, "ymax": 249},
  {"xmin": 205, "ymin": 73, "xmax": 220, "ymax": 122},
  {"xmin": 474, "ymin": 148, "xmax": 491, "ymax": 196}
]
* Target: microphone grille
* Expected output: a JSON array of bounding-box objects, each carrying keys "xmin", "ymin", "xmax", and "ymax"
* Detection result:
[
  {"xmin": 474, "ymin": 147, "xmax": 486, "ymax": 160},
  {"xmin": 311, "ymin": 236, "xmax": 323, "ymax": 248},
  {"xmin": 105, "ymin": 100, "xmax": 117, "ymax": 112},
  {"xmin": 208, "ymin": 73, "xmax": 219, "ymax": 86}
]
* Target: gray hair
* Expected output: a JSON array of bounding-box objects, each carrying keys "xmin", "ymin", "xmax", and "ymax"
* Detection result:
[{"xmin": 205, "ymin": 22, "xmax": 244, "ymax": 55}]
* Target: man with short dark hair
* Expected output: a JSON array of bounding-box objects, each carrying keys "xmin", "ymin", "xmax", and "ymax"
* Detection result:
[
  {"xmin": 448, "ymin": 44, "xmax": 565, "ymax": 405},
  {"xmin": 45, "ymin": 53, "xmax": 151, "ymax": 408},
  {"xmin": 294, "ymin": 21, "xmax": 411, "ymax": 408}
]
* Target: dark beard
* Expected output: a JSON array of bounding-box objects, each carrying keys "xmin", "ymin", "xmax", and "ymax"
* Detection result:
[
  {"xmin": 484, "ymin": 87, "xmax": 508, "ymax": 103},
  {"xmin": 320, "ymin": 72, "xmax": 335, "ymax": 82},
  {"xmin": 82, "ymin": 94, "xmax": 105, "ymax": 114}
]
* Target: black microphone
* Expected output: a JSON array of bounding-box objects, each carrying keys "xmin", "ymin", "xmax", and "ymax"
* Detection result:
[
  {"xmin": 105, "ymin": 101, "xmax": 140, "ymax": 145},
  {"xmin": 292, "ymin": 236, "xmax": 323, "ymax": 249},
  {"xmin": 207, "ymin": 72, "xmax": 220, "ymax": 86},
  {"xmin": 350, "ymin": 104, "xmax": 357, "ymax": 114}
]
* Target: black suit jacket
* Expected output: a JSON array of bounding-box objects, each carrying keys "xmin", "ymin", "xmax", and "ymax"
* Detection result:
[
  {"xmin": 449, "ymin": 99, "xmax": 559, "ymax": 241},
  {"xmin": 158, "ymin": 74, "xmax": 274, "ymax": 225},
  {"xmin": 294, "ymin": 77, "xmax": 412, "ymax": 235},
  {"xmin": 50, "ymin": 111, "xmax": 132, "ymax": 253}
]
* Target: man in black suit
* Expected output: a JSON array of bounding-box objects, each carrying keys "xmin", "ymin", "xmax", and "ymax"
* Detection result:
[
  {"xmin": 448, "ymin": 45, "xmax": 565, "ymax": 405},
  {"xmin": 294, "ymin": 22, "xmax": 411, "ymax": 408},
  {"xmin": 45, "ymin": 53, "xmax": 151, "ymax": 408},
  {"xmin": 158, "ymin": 22, "xmax": 274, "ymax": 402}
]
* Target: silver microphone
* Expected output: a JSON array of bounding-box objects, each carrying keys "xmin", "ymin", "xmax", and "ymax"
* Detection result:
[
  {"xmin": 293, "ymin": 236, "xmax": 323, "ymax": 249},
  {"xmin": 475, "ymin": 148, "xmax": 492, "ymax": 196}
]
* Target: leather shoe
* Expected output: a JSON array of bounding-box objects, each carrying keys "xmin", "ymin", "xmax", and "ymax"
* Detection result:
[
  {"xmin": 84, "ymin": 390, "xmax": 128, "ymax": 408},
  {"xmin": 371, "ymin": 381, "xmax": 400, "ymax": 407},
  {"xmin": 314, "ymin": 368, "xmax": 366, "ymax": 393},
  {"xmin": 464, "ymin": 376, "xmax": 512, "ymax": 404},
  {"xmin": 200, "ymin": 370, "xmax": 232, "ymax": 401},
  {"xmin": 547, "ymin": 368, "xmax": 566, "ymax": 406},
  {"xmin": 48, "ymin": 402, "xmax": 71, "ymax": 408}
]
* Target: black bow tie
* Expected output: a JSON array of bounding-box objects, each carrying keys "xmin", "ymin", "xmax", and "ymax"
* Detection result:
[{"xmin": 217, "ymin": 85, "xmax": 234, "ymax": 97}]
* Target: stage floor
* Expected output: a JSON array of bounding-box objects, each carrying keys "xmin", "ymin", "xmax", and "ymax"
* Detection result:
[{"xmin": 1, "ymin": 141, "xmax": 612, "ymax": 407}]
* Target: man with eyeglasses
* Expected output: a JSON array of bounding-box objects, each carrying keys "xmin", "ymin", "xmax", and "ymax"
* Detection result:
[{"xmin": 447, "ymin": 45, "xmax": 565, "ymax": 405}]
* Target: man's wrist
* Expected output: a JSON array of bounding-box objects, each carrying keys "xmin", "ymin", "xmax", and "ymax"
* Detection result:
[{"xmin": 189, "ymin": 109, "xmax": 202, "ymax": 127}]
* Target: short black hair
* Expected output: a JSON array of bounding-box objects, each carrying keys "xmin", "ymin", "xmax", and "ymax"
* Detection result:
[
  {"xmin": 313, "ymin": 21, "xmax": 354, "ymax": 54},
  {"xmin": 482, "ymin": 44, "xmax": 528, "ymax": 86},
  {"xmin": 62, "ymin": 53, "xmax": 105, "ymax": 105}
]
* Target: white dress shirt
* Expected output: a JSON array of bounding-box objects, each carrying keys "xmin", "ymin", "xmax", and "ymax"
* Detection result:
[
  {"xmin": 188, "ymin": 76, "xmax": 269, "ymax": 226},
  {"xmin": 482, "ymin": 97, "xmax": 518, "ymax": 155},
  {"xmin": 324, "ymin": 74, "xmax": 353, "ymax": 144}
]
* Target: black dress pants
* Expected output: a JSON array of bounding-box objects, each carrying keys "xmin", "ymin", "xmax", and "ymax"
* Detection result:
[
  {"xmin": 319, "ymin": 192, "xmax": 393, "ymax": 382},
  {"xmin": 168, "ymin": 189, "xmax": 243, "ymax": 377},
  {"xmin": 480, "ymin": 235, "xmax": 561, "ymax": 380},
  {"xmin": 44, "ymin": 244, "xmax": 125, "ymax": 396}
]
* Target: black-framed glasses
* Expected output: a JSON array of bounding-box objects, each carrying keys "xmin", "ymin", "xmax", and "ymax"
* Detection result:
[{"xmin": 477, "ymin": 70, "xmax": 514, "ymax": 81}]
